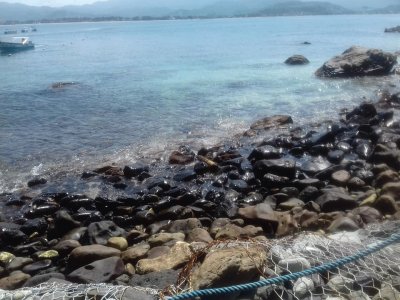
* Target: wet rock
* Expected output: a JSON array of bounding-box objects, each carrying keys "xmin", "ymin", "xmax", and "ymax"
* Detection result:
[
  {"xmin": 0, "ymin": 271, "xmax": 31, "ymax": 290},
  {"xmin": 0, "ymin": 252, "xmax": 16, "ymax": 266},
  {"xmin": 300, "ymin": 156, "xmax": 332, "ymax": 175},
  {"xmin": 352, "ymin": 207, "xmax": 382, "ymax": 224},
  {"xmin": 126, "ymin": 229, "xmax": 149, "ymax": 245},
  {"xmin": 327, "ymin": 150, "xmax": 345, "ymax": 164},
  {"xmin": 136, "ymin": 242, "xmax": 192, "ymax": 274},
  {"xmin": 68, "ymin": 245, "xmax": 121, "ymax": 270},
  {"xmin": 250, "ymin": 115, "xmax": 293, "ymax": 131},
  {"xmin": 67, "ymin": 256, "xmax": 125, "ymax": 284},
  {"xmin": 254, "ymin": 159, "xmax": 296, "ymax": 179},
  {"xmin": 278, "ymin": 198, "xmax": 305, "ymax": 210},
  {"xmin": 299, "ymin": 186, "xmax": 321, "ymax": 202},
  {"xmin": 20, "ymin": 218, "xmax": 48, "ymax": 235},
  {"xmin": 169, "ymin": 148, "xmax": 195, "ymax": 165},
  {"xmin": 248, "ymin": 145, "xmax": 282, "ymax": 161},
  {"xmin": 315, "ymin": 187, "xmax": 358, "ymax": 212},
  {"xmin": 123, "ymin": 164, "xmax": 149, "ymax": 178},
  {"xmin": 376, "ymin": 170, "xmax": 400, "ymax": 187},
  {"xmin": 372, "ymin": 195, "xmax": 398, "ymax": 215},
  {"xmin": 27, "ymin": 178, "xmax": 47, "ymax": 187},
  {"xmin": 0, "ymin": 229, "xmax": 27, "ymax": 246},
  {"xmin": 315, "ymin": 46, "xmax": 397, "ymax": 78},
  {"xmin": 173, "ymin": 169, "xmax": 197, "ymax": 182},
  {"xmin": 263, "ymin": 173, "xmax": 290, "ymax": 188},
  {"xmin": 22, "ymin": 259, "xmax": 52, "ymax": 275},
  {"xmin": 81, "ymin": 220, "xmax": 126, "ymax": 245},
  {"xmin": 37, "ymin": 250, "xmax": 59, "ymax": 260},
  {"xmin": 121, "ymin": 243, "xmax": 150, "ymax": 263},
  {"xmin": 191, "ymin": 245, "xmax": 267, "ymax": 290},
  {"xmin": 385, "ymin": 26, "xmax": 400, "ymax": 33},
  {"xmin": 285, "ymin": 55, "xmax": 309, "ymax": 65}
]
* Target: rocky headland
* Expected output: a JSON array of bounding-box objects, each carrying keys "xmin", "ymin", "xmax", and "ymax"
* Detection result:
[{"xmin": 0, "ymin": 47, "xmax": 399, "ymax": 300}]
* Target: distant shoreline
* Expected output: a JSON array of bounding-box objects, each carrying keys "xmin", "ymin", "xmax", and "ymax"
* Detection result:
[{"xmin": 1, "ymin": 12, "xmax": 400, "ymax": 26}]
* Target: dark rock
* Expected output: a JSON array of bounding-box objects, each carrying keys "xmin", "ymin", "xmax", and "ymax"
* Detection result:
[
  {"xmin": 327, "ymin": 216, "xmax": 360, "ymax": 233},
  {"xmin": 385, "ymin": 26, "xmax": 400, "ymax": 33},
  {"xmin": 53, "ymin": 239, "xmax": 82, "ymax": 257},
  {"xmin": 123, "ymin": 163, "xmax": 149, "ymax": 178},
  {"xmin": 353, "ymin": 272, "xmax": 381, "ymax": 296},
  {"xmin": 250, "ymin": 115, "xmax": 293, "ymax": 131},
  {"xmin": 229, "ymin": 179, "xmax": 249, "ymax": 193},
  {"xmin": 129, "ymin": 269, "xmax": 180, "ymax": 290},
  {"xmin": 23, "ymin": 272, "xmax": 65, "ymax": 287},
  {"xmin": 327, "ymin": 150, "xmax": 345, "ymax": 164},
  {"xmin": 315, "ymin": 187, "xmax": 358, "ymax": 212},
  {"xmin": 81, "ymin": 220, "xmax": 126, "ymax": 245},
  {"xmin": 285, "ymin": 55, "xmax": 309, "ymax": 65},
  {"xmin": 248, "ymin": 145, "xmax": 282, "ymax": 160},
  {"xmin": 173, "ymin": 169, "xmax": 197, "ymax": 182},
  {"xmin": 300, "ymin": 156, "xmax": 331, "ymax": 175},
  {"xmin": 20, "ymin": 218, "xmax": 48, "ymax": 235},
  {"xmin": 22, "ymin": 259, "xmax": 52, "ymax": 275},
  {"xmin": 299, "ymin": 186, "xmax": 321, "ymax": 202},
  {"xmin": 254, "ymin": 158, "xmax": 296, "ymax": 179},
  {"xmin": 263, "ymin": 173, "xmax": 290, "ymax": 188},
  {"xmin": 27, "ymin": 178, "xmax": 47, "ymax": 187},
  {"xmin": 315, "ymin": 46, "xmax": 397, "ymax": 78},
  {"xmin": 68, "ymin": 257, "xmax": 125, "ymax": 284},
  {"xmin": 169, "ymin": 148, "xmax": 195, "ymax": 165},
  {"xmin": 50, "ymin": 210, "xmax": 81, "ymax": 238},
  {"xmin": 166, "ymin": 218, "xmax": 202, "ymax": 234},
  {"xmin": 238, "ymin": 203, "xmax": 278, "ymax": 234},
  {"xmin": 0, "ymin": 228, "xmax": 27, "ymax": 246}
]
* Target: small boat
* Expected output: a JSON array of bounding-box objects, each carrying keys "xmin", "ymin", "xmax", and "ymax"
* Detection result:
[
  {"xmin": 4, "ymin": 30, "xmax": 17, "ymax": 35},
  {"xmin": 21, "ymin": 28, "xmax": 29, "ymax": 33},
  {"xmin": 31, "ymin": 27, "xmax": 37, "ymax": 32},
  {"xmin": 0, "ymin": 36, "xmax": 34, "ymax": 53}
]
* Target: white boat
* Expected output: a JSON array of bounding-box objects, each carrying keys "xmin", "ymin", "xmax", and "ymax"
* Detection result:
[{"xmin": 0, "ymin": 36, "xmax": 34, "ymax": 52}]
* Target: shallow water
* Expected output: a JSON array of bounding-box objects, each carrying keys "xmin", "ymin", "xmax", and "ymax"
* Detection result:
[{"xmin": 0, "ymin": 14, "xmax": 399, "ymax": 192}]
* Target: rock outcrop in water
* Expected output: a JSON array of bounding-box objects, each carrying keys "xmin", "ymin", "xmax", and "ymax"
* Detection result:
[
  {"xmin": 285, "ymin": 55, "xmax": 310, "ymax": 65},
  {"xmin": 385, "ymin": 26, "xmax": 400, "ymax": 33},
  {"xmin": 315, "ymin": 46, "xmax": 397, "ymax": 78}
]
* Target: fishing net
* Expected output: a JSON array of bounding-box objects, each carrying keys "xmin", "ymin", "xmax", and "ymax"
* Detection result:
[{"xmin": 1, "ymin": 220, "xmax": 400, "ymax": 300}]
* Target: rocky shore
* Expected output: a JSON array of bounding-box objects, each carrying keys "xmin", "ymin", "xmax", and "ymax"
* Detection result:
[{"xmin": 0, "ymin": 47, "xmax": 400, "ymax": 299}]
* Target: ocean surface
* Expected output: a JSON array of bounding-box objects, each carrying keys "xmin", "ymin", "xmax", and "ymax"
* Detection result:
[{"xmin": 0, "ymin": 14, "xmax": 399, "ymax": 193}]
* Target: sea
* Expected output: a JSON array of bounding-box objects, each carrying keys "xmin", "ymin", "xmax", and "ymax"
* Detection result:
[{"xmin": 0, "ymin": 14, "xmax": 399, "ymax": 193}]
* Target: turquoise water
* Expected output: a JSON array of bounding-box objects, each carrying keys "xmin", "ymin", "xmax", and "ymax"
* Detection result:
[{"xmin": 0, "ymin": 15, "xmax": 399, "ymax": 192}]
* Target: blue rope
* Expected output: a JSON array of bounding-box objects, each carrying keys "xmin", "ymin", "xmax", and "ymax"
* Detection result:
[{"xmin": 170, "ymin": 232, "xmax": 400, "ymax": 300}]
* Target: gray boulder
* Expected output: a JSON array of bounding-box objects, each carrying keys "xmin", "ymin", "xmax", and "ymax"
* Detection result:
[
  {"xmin": 316, "ymin": 46, "xmax": 397, "ymax": 78},
  {"xmin": 285, "ymin": 55, "xmax": 310, "ymax": 65}
]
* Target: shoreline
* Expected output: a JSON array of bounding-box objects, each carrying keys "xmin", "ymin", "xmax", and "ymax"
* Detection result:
[{"xmin": 0, "ymin": 46, "xmax": 399, "ymax": 297}]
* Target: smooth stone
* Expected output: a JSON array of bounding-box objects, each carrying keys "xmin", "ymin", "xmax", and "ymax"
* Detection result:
[
  {"xmin": 0, "ymin": 253, "xmax": 15, "ymax": 266},
  {"xmin": 81, "ymin": 220, "xmax": 126, "ymax": 245},
  {"xmin": 136, "ymin": 242, "xmax": 192, "ymax": 274},
  {"xmin": 327, "ymin": 275, "xmax": 354, "ymax": 294},
  {"xmin": 107, "ymin": 237, "xmax": 128, "ymax": 251},
  {"xmin": 121, "ymin": 243, "xmax": 150, "ymax": 264},
  {"xmin": 126, "ymin": 229, "xmax": 149, "ymax": 245},
  {"xmin": 166, "ymin": 218, "xmax": 202, "ymax": 234},
  {"xmin": 372, "ymin": 284, "xmax": 400, "ymax": 300},
  {"xmin": 123, "ymin": 164, "xmax": 149, "ymax": 178},
  {"xmin": 237, "ymin": 203, "xmax": 278, "ymax": 234},
  {"xmin": 191, "ymin": 245, "xmax": 267, "ymax": 290},
  {"xmin": 0, "ymin": 271, "xmax": 31, "ymax": 290},
  {"xmin": 67, "ymin": 257, "xmax": 125, "ymax": 284},
  {"xmin": 373, "ymin": 195, "xmax": 398, "ymax": 215},
  {"xmin": 250, "ymin": 115, "xmax": 293, "ymax": 131},
  {"xmin": 147, "ymin": 232, "xmax": 185, "ymax": 247},
  {"xmin": 278, "ymin": 198, "xmax": 305, "ymax": 210},
  {"xmin": 120, "ymin": 286, "xmax": 158, "ymax": 300},
  {"xmin": 68, "ymin": 245, "xmax": 121, "ymax": 270},
  {"xmin": 278, "ymin": 257, "xmax": 311, "ymax": 273},
  {"xmin": 315, "ymin": 187, "xmax": 358, "ymax": 212},
  {"xmin": 169, "ymin": 150, "xmax": 194, "ymax": 165},
  {"xmin": 37, "ymin": 250, "xmax": 59, "ymax": 260},
  {"xmin": 22, "ymin": 260, "xmax": 52, "ymax": 275},
  {"xmin": 352, "ymin": 207, "xmax": 382, "ymax": 224},
  {"xmin": 53, "ymin": 239, "xmax": 81, "ymax": 257},
  {"xmin": 294, "ymin": 277, "xmax": 315, "ymax": 298},
  {"xmin": 20, "ymin": 218, "xmax": 48, "ymax": 235},
  {"xmin": 327, "ymin": 216, "xmax": 360, "ymax": 233},
  {"xmin": 27, "ymin": 178, "xmax": 47, "ymax": 187},
  {"xmin": 253, "ymin": 158, "xmax": 296, "ymax": 179},
  {"xmin": 61, "ymin": 227, "xmax": 87, "ymax": 241},
  {"xmin": 331, "ymin": 170, "xmax": 351, "ymax": 185},
  {"xmin": 23, "ymin": 272, "xmax": 65, "ymax": 287},
  {"xmin": 6, "ymin": 257, "xmax": 33, "ymax": 272}
]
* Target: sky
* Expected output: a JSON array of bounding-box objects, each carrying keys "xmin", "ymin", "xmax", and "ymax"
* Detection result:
[{"xmin": 2, "ymin": 0, "xmax": 100, "ymax": 6}]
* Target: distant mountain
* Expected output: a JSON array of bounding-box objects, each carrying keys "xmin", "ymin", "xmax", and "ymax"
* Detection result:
[
  {"xmin": 0, "ymin": 0, "xmax": 396, "ymax": 23},
  {"xmin": 253, "ymin": 1, "xmax": 353, "ymax": 16},
  {"xmin": 371, "ymin": 4, "xmax": 400, "ymax": 14}
]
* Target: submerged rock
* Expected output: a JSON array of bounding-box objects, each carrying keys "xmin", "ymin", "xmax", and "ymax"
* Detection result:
[
  {"xmin": 285, "ymin": 55, "xmax": 310, "ymax": 65},
  {"xmin": 315, "ymin": 46, "xmax": 397, "ymax": 78}
]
